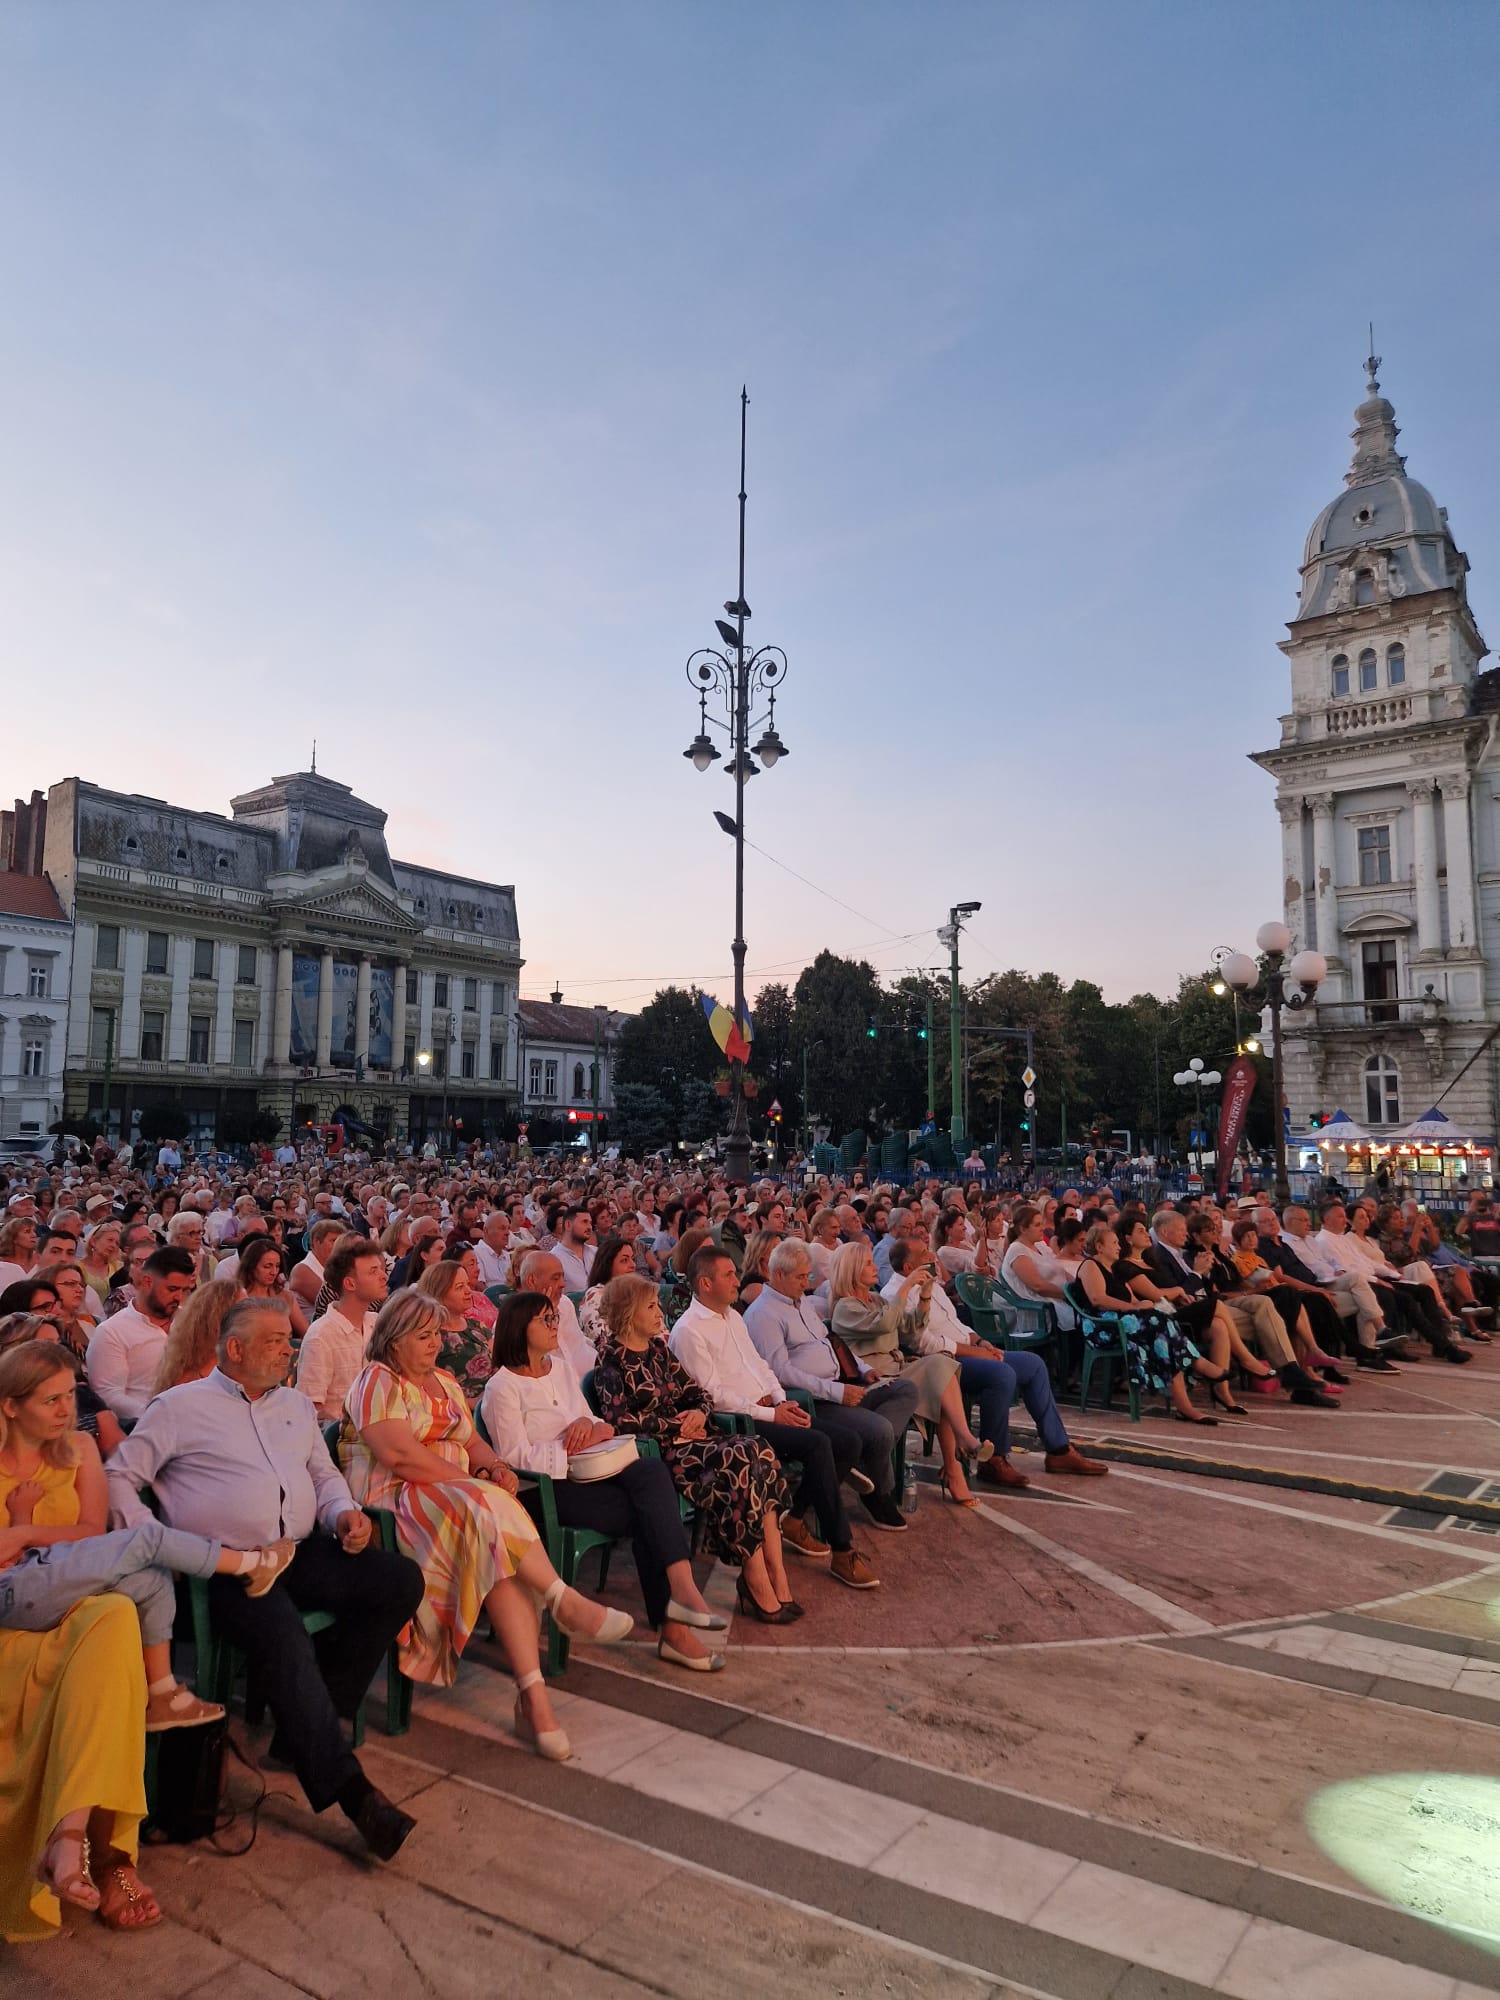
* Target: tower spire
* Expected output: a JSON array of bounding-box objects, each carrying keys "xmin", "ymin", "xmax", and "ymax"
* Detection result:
[
  {"xmin": 311, "ymin": 738, "xmax": 317, "ymax": 774},
  {"xmin": 1346, "ymin": 339, "xmax": 1405, "ymax": 487}
]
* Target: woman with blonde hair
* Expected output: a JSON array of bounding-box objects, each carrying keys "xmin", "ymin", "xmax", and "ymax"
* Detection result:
[
  {"xmin": 41, "ymin": 1262, "xmax": 98, "ymax": 1366},
  {"xmin": 827, "ymin": 1239, "xmax": 994, "ymax": 1506},
  {"xmin": 341, "ymin": 1288, "xmax": 633, "ymax": 1761},
  {"xmin": 152, "ymin": 1278, "xmax": 238, "ymax": 1396},
  {"xmin": 735, "ymin": 1230, "xmax": 778, "ymax": 1312},
  {"xmin": 78, "ymin": 1223, "xmax": 122, "ymax": 1308}
]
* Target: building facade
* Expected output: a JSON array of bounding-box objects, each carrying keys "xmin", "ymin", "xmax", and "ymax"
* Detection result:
[
  {"xmin": 1251, "ymin": 358, "xmax": 1496, "ymax": 1143},
  {"xmin": 0, "ymin": 866, "xmax": 72, "ymax": 1151},
  {"xmin": 0, "ymin": 771, "xmax": 523, "ymax": 1147},
  {"xmin": 516, "ymin": 997, "xmax": 626, "ymax": 1139}
]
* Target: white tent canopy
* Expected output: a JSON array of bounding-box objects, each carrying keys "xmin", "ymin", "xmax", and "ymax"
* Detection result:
[{"xmin": 1400, "ymin": 1106, "xmax": 1486, "ymax": 1149}]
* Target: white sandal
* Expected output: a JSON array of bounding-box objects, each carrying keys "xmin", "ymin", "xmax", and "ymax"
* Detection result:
[
  {"xmin": 541, "ymin": 1578, "xmax": 633, "ymax": 1644},
  {"xmin": 513, "ymin": 1670, "xmax": 571, "ymax": 1761}
]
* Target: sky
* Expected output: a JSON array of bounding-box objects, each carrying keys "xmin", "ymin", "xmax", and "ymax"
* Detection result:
[{"xmin": 3, "ymin": 2, "xmax": 1499, "ymax": 1013}]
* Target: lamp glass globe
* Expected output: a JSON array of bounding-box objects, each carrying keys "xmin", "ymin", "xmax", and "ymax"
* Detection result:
[
  {"xmin": 1223, "ymin": 951, "xmax": 1259, "ymax": 991},
  {"xmin": 1189, "ymin": 1057, "xmax": 1204, "ymax": 1072},
  {"xmin": 1202, "ymin": 1070, "xmax": 1222, "ymax": 1086},
  {"xmin": 1256, "ymin": 921, "xmax": 1293, "ymax": 956},
  {"xmin": 1288, "ymin": 949, "xmax": 1327, "ymax": 988}
]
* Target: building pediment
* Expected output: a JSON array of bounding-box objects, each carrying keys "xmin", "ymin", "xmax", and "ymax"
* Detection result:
[
  {"xmin": 267, "ymin": 865, "xmax": 422, "ymax": 936},
  {"xmin": 1342, "ymin": 908, "xmax": 1414, "ymax": 935}
]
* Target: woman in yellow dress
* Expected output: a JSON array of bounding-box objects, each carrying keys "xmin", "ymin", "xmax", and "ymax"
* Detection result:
[
  {"xmin": 341, "ymin": 1288, "xmax": 633, "ymax": 1763},
  {"xmin": 1, "ymin": 1340, "xmax": 291, "ymax": 1935}
]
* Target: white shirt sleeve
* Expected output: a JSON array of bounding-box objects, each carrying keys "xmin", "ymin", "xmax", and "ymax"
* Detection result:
[
  {"xmin": 479, "ymin": 1367, "xmax": 570, "ymax": 1480},
  {"xmin": 86, "ymin": 1317, "xmax": 147, "ymax": 1422},
  {"xmin": 294, "ymin": 1321, "xmax": 336, "ymax": 1420}
]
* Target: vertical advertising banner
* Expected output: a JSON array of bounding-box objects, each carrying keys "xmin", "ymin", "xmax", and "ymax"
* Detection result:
[
  {"xmin": 1215, "ymin": 1054, "xmax": 1260, "ymax": 1200},
  {"xmin": 290, "ymin": 955, "xmax": 320, "ymax": 1063},
  {"xmin": 332, "ymin": 961, "xmax": 359, "ymax": 1067},
  {"xmin": 368, "ymin": 965, "xmax": 394, "ymax": 1070}
]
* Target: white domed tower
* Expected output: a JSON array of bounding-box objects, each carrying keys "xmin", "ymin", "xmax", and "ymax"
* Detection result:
[{"xmin": 1251, "ymin": 351, "xmax": 1496, "ymax": 1145}]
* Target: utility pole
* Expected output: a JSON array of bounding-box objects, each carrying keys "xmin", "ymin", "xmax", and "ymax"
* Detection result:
[
  {"xmin": 943, "ymin": 902, "xmax": 981, "ymax": 1146},
  {"xmin": 99, "ymin": 1009, "xmax": 114, "ymax": 1140},
  {"xmin": 925, "ymin": 986, "xmax": 936, "ymax": 1124},
  {"xmin": 591, "ymin": 1006, "xmax": 605, "ymax": 1154}
]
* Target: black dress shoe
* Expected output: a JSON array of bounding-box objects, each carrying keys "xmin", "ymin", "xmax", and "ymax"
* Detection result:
[
  {"xmin": 349, "ymin": 1787, "xmax": 417, "ymax": 1861},
  {"xmin": 1442, "ymin": 1342, "xmax": 1474, "ymax": 1364},
  {"xmin": 1356, "ymin": 1351, "xmax": 1399, "ymax": 1373},
  {"xmin": 864, "ymin": 1492, "xmax": 910, "ymax": 1531}
]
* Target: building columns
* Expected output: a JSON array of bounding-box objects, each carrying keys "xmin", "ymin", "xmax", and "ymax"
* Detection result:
[
  {"xmin": 1407, "ymin": 778, "xmax": 1443, "ymax": 956},
  {"xmin": 315, "ymin": 946, "xmax": 335, "ymax": 1068},
  {"xmin": 1440, "ymin": 774, "xmax": 1479, "ymax": 953},
  {"xmin": 273, "ymin": 944, "xmax": 294, "ymax": 1066},
  {"xmin": 391, "ymin": 961, "xmax": 407, "ymax": 1073},
  {"xmin": 1309, "ymin": 792, "xmax": 1338, "ymax": 961},
  {"xmin": 355, "ymin": 955, "xmax": 372, "ymax": 1066},
  {"xmin": 1276, "ymin": 795, "xmax": 1306, "ymax": 937}
]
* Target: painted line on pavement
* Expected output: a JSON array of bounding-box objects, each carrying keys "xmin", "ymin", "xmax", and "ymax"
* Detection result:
[{"xmin": 972, "ymin": 1499, "xmax": 1215, "ymax": 1634}]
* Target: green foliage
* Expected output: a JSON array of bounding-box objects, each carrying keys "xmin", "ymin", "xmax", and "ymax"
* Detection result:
[
  {"xmin": 218, "ymin": 1107, "xmax": 284, "ymax": 1146},
  {"xmin": 134, "ymin": 1103, "xmax": 182, "ymax": 1144},
  {"xmin": 610, "ymin": 1083, "xmax": 675, "ymax": 1155}
]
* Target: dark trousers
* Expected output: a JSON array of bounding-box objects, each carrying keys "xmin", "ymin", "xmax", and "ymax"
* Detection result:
[
  {"xmin": 1269, "ymin": 1284, "xmax": 1345, "ymax": 1353},
  {"xmin": 812, "ymin": 1376, "xmax": 920, "ymax": 1496},
  {"xmin": 754, "ymin": 1418, "xmax": 852, "ymax": 1551},
  {"xmin": 205, "ymin": 1532, "xmax": 424, "ymax": 1813},
  {"xmin": 520, "ymin": 1456, "xmax": 690, "ymax": 1629},
  {"xmin": 962, "ymin": 1352, "xmax": 1070, "ymax": 1456},
  {"xmin": 1374, "ymin": 1279, "xmax": 1453, "ymax": 1351}
]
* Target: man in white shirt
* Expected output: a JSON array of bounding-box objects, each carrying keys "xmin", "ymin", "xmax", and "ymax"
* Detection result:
[
  {"xmin": 1318, "ymin": 1200, "xmax": 1466, "ymax": 1360},
  {"xmin": 551, "ymin": 1208, "xmax": 596, "ymax": 1292},
  {"xmin": 473, "ymin": 1211, "xmax": 513, "ymax": 1291},
  {"xmin": 672, "ymin": 1244, "xmax": 876, "ymax": 1588},
  {"xmin": 290, "ymin": 1218, "xmax": 347, "ymax": 1311},
  {"xmin": 86, "ymin": 1244, "xmax": 197, "ymax": 1420},
  {"xmin": 297, "ymin": 1238, "xmax": 390, "ymax": 1420}
]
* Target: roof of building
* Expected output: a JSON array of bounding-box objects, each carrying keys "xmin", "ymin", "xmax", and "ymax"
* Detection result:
[
  {"xmin": 1294, "ymin": 357, "xmax": 1467, "ymax": 623},
  {"xmin": 0, "ymin": 871, "xmax": 66, "ymax": 923},
  {"xmin": 517, "ymin": 999, "xmax": 629, "ymax": 1045}
]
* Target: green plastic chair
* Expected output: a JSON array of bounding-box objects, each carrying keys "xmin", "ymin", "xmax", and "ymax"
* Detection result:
[
  {"xmin": 188, "ymin": 1577, "xmax": 364, "ymax": 1747},
  {"xmin": 484, "ymin": 1283, "xmax": 512, "ymax": 1309},
  {"xmin": 321, "ymin": 1419, "xmax": 414, "ymax": 1733},
  {"xmin": 1074, "ymin": 1312, "xmax": 1141, "ymax": 1423},
  {"xmin": 982, "ymin": 1272, "xmax": 1064, "ymax": 1380}
]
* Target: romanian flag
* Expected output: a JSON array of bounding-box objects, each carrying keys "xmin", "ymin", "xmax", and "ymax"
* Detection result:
[{"xmin": 701, "ymin": 993, "xmax": 754, "ymax": 1065}]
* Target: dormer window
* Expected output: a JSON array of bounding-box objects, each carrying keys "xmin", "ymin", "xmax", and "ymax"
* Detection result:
[
  {"xmin": 215, "ymin": 854, "xmax": 230, "ymax": 873},
  {"xmin": 1359, "ymin": 648, "xmax": 1378, "ymax": 692},
  {"xmin": 447, "ymin": 902, "xmax": 458, "ymax": 922},
  {"xmin": 414, "ymin": 898, "xmax": 427, "ymax": 916},
  {"xmin": 1354, "ymin": 568, "xmax": 1375, "ymax": 606},
  {"xmin": 1331, "ymin": 654, "xmax": 1350, "ymax": 698},
  {"xmin": 174, "ymin": 845, "xmax": 189, "ymax": 865},
  {"xmin": 1387, "ymin": 643, "xmax": 1406, "ymax": 686},
  {"xmin": 1354, "ymin": 506, "xmax": 1373, "ymax": 526},
  {"xmin": 122, "ymin": 835, "xmax": 140, "ymax": 857}
]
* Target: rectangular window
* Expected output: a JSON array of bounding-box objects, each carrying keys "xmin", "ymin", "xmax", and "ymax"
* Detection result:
[
  {"xmin": 461, "ymin": 1046, "xmax": 476, "ymax": 1079},
  {"xmin": 90, "ymin": 1007, "xmax": 115, "ymax": 1062},
  {"xmin": 140, "ymin": 1010, "xmax": 165, "ymax": 1061},
  {"xmin": 192, "ymin": 937, "xmax": 215, "ymax": 981},
  {"xmin": 490, "ymin": 1041, "xmax": 504, "ymax": 1081},
  {"xmin": 237, "ymin": 944, "xmax": 257, "ymax": 985},
  {"xmin": 464, "ymin": 978, "xmax": 478, "ymax": 1012},
  {"xmin": 528, "ymin": 1057, "xmax": 542, "ymax": 1097},
  {"xmin": 1357, "ymin": 825, "xmax": 1392, "ymax": 886},
  {"xmin": 94, "ymin": 924, "xmax": 119, "ymax": 970},
  {"xmin": 403, "ymin": 1036, "xmax": 416, "ymax": 1076},
  {"xmin": 1354, "ymin": 569, "xmax": 1375, "ymax": 606},
  {"xmin": 433, "ymin": 975, "xmax": 449, "ymax": 1008},
  {"xmin": 145, "ymin": 931, "xmax": 170, "ymax": 975},
  {"xmin": 1362, "ymin": 938, "xmax": 1400, "ymax": 1025},
  {"xmin": 188, "ymin": 1016, "xmax": 211, "ymax": 1062},
  {"xmin": 492, "ymin": 981, "xmax": 507, "ymax": 1013},
  {"xmin": 544, "ymin": 1059, "xmax": 558, "ymax": 1099},
  {"xmin": 405, "ymin": 969, "xmax": 419, "ymax": 1006},
  {"xmin": 22, "ymin": 1039, "xmax": 44, "ymax": 1077},
  {"xmin": 232, "ymin": 1018, "xmax": 255, "ymax": 1067},
  {"xmin": 432, "ymin": 1046, "xmax": 446, "ymax": 1080},
  {"xmin": 26, "ymin": 960, "xmax": 48, "ymax": 998}
]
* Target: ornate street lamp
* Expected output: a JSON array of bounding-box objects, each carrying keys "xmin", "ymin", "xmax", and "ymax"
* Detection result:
[
  {"xmin": 681, "ymin": 389, "xmax": 790, "ymax": 1186},
  {"xmin": 1223, "ymin": 922, "xmax": 1327, "ymax": 1205},
  {"xmin": 1172, "ymin": 1057, "xmax": 1221, "ymax": 1176}
]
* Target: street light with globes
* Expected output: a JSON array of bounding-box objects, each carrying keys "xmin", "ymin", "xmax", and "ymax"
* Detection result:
[
  {"xmin": 1223, "ymin": 922, "xmax": 1327, "ymax": 1205},
  {"xmin": 1172, "ymin": 1056, "xmax": 1221, "ymax": 1176}
]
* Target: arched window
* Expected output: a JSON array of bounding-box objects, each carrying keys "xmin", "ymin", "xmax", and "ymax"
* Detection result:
[
  {"xmin": 1386, "ymin": 643, "xmax": 1406, "ymax": 686},
  {"xmin": 572, "ymin": 1063, "xmax": 585, "ymax": 1099},
  {"xmin": 1354, "ymin": 568, "xmax": 1375, "ymax": 606},
  {"xmin": 1331, "ymin": 654, "xmax": 1350, "ymax": 697},
  {"xmin": 1364, "ymin": 1053, "xmax": 1400, "ymax": 1126},
  {"xmin": 1358, "ymin": 648, "xmax": 1378, "ymax": 692}
]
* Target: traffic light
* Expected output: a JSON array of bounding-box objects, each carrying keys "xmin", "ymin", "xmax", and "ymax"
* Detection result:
[
  {"xmin": 865, "ymin": 1014, "xmax": 878, "ymax": 1040},
  {"xmin": 1019, "ymin": 1117, "xmax": 1031, "ymax": 1133},
  {"xmin": 1308, "ymin": 1111, "xmax": 1326, "ymax": 1129}
]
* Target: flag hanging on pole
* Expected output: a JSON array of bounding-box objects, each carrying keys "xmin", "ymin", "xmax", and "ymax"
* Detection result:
[{"xmin": 701, "ymin": 993, "xmax": 754, "ymax": 1065}]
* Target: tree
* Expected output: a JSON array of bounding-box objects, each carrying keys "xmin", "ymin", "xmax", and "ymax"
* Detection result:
[
  {"xmin": 611, "ymin": 1083, "xmax": 674, "ymax": 1155},
  {"xmin": 791, "ymin": 952, "xmax": 886, "ymax": 1139},
  {"xmin": 751, "ymin": 981, "xmax": 794, "ymax": 1108}
]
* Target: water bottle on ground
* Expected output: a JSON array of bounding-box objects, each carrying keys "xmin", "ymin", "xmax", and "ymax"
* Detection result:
[{"xmin": 901, "ymin": 1461, "xmax": 919, "ymax": 1515}]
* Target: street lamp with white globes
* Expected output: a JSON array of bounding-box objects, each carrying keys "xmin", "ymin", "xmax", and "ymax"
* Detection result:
[
  {"xmin": 1223, "ymin": 921, "xmax": 1327, "ymax": 1205},
  {"xmin": 1172, "ymin": 1057, "xmax": 1221, "ymax": 1176}
]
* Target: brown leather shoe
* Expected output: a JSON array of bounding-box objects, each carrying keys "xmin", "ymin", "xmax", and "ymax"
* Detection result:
[
  {"xmin": 979, "ymin": 1456, "xmax": 1030, "ymax": 1489},
  {"xmin": 829, "ymin": 1549, "xmax": 880, "ymax": 1590},
  {"xmin": 780, "ymin": 1514, "xmax": 831, "ymax": 1560},
  {"xmin": 1044, "ymin": 1446, "xmax": 1108, "ymax": 1477}
]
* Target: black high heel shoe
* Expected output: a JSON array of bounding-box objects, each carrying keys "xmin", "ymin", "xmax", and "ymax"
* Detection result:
[{"xmin": 736, "ymin": 1577, "xmax": 799, "ymax": 1625}]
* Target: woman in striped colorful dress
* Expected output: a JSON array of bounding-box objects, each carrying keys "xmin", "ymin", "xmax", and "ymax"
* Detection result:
[{"xmin": 340, "ymin": 1288, "xmax": 633, "ymax": 1762}]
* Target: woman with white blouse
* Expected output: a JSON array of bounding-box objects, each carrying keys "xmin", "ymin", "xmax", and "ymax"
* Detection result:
[{"xmin": 479, "ymin": 1290, "xmax": 728, "ymax": 1674}]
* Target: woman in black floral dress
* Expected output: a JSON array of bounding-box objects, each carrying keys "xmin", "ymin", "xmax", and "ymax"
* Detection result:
[
  {"xmin": 1066, "ymin": 1223, "xmax": 1226, "ymax": 1426},
  {"xmin": 592, "ymin": 1275, "xmax": 800, "ymax": 1621}
]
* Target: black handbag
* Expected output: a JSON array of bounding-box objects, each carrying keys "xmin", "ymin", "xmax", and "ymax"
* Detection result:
[{"xmin": 145, "ymin": 1715, "xmax": 228, "ymax": 1844}]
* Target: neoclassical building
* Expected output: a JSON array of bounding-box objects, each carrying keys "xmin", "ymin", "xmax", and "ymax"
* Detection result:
[
  {"xmin": 1, "ymin": 770, "xmax": 523, "ymax": 1147},
  {"xmin": 1252, "ymin": 357, "xmax": 1495, "ymax": 1144}
]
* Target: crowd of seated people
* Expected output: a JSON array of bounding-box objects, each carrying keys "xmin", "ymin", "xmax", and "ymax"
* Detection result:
[{"xmin": 1, "ymin": 1136, "xmax": 1494, "ymax": 1945}]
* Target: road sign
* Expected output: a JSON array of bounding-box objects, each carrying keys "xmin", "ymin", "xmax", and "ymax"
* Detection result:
[
  {"xmin": 1023, "ymin": 1089, "xmax": 1036, "ymax": 1108},
  {"xmin": 1021, "ymin": 1066, "xmax": 1036, "ymax": 1089},
  {"xmin": 1191, "ymin": 1128, "xmax": 1205, "ymax": 1147}
]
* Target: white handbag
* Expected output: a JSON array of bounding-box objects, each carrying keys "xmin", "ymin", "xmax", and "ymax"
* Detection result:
[{"xmin": 565, "ymin": 1436, "xmax": 639, "ymax": 1483}]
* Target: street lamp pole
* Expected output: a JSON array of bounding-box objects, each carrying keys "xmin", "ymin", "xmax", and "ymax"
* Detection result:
[
  {"xmin": 1172, "ymin": 1058, "xmax": 1221, "ymax": 1177},
  {"xmin": 1223, "ymin": 925, "xmax": 1327, "ymax": 1206},
  {"xmin": 681, "ymin": 389, "xmax": 790, "ymax": 1187},
  {"xmin": 940, "ymin": 903, "xmax": 981, "ymax": 1147}
]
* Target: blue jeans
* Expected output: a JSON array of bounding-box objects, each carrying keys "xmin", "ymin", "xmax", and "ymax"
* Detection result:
[
  {"xmin": 0, "ymin": 1520, "xmax": 222, "ymax": 1647},
  {"xmin": 961, "ymin": 1351, "xmax": 1070, "ymax": 1457}
]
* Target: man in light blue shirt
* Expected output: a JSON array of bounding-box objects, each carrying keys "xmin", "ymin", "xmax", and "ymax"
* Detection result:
[
  {"xmin": 108, "ymin": 1296, "xmax": 425, "ymax": 1861},
  {"xmin": 744, "ymin": 1238, "xmax": 918, "ymax": 1531}
]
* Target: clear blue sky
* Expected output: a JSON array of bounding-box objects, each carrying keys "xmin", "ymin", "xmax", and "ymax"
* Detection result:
[{"xmin": 3, "ymin": 2, "xmax": 1497, "ymax": 1010}]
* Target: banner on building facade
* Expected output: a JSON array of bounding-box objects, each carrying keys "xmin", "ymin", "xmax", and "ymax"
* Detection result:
[
  {"xmin": 1215, "ymin": 1054, "xmax": 1259, "ymax": 1200},
  {"xmin": 290, "ymin": 955, "xmax": 320, "ymax": 1064},
  {"xmin": 368, "ymin": 965, "xmax": 393, "ymax": 1070}
]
